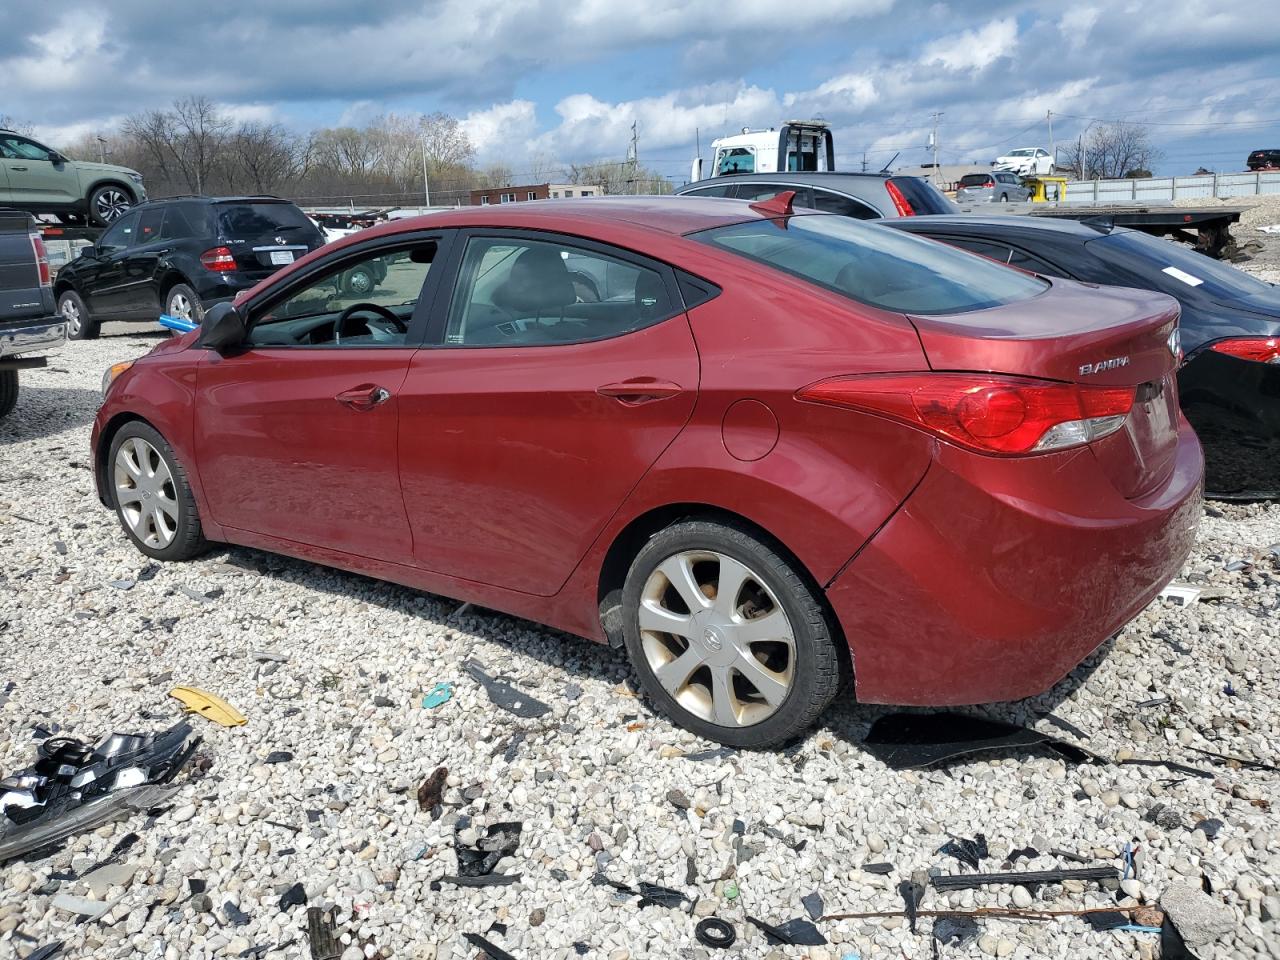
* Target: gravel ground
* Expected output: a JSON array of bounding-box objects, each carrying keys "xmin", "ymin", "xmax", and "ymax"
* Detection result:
[
  {"xmin": 1, "ymin": 310, "xmax": 1278, "ymax": 960},
  {"xmin": 1173, "ymin": 194, "xmax": 1280, "ymax": 280}
]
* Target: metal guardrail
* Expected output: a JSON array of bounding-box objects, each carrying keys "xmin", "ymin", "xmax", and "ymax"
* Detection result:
[{"xmin": 1064, "ymin": 171, "xmax": 1280, "ymax": 203}]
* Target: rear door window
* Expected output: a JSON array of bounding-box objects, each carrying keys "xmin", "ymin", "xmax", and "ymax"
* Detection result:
[
  {"xmin": 693, "ymin": 215, "xmax": 1046, "ymax": 315},
  {"xmin": 734, "ymin": 183, "xmax": 815, "ymax": 207},
  {"xmin": 135, "ymin": 207, "xmax": 166, "ymax": 245},
  {"xmin": 217, "ymin": 202, "xmax": 314, "ymax": 239},
  {"xmin": 811, "ymin": 188, "xmax": 879, "ymax": 219},
  {"xmin": 681, "ymin": 184, "xmax": 735, "ymax": 198},
  {"xmin": 97, "ymin": 212, "xmax": 140, "ymax": 254},
  {"xmin": 160, "ymin": 203, "xmax": 204, "ymax": 241}
]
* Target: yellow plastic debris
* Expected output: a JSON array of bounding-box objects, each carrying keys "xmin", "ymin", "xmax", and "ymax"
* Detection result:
[{"xmin": 169, "ymin": 686, "xmax": 247, "ymax": 727}]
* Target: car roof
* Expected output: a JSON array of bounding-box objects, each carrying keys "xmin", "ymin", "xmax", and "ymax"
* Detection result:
[
  {"xmin": 681, "ymin": 172, "xmax": 894, "ymax": 189},
  {"xmin": 885, "ymin": 213, "xmax": 1106, "ymax": 239},
  {"xmin": 140, "ymin": 195, "xmax": 296, "ymax": 206}
]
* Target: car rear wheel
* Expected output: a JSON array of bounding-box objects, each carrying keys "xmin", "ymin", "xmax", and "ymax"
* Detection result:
[
  {"xmin": 999, "ymin": 193, "xmax": 1009, "ymax": 202},
  {"xmin": 58, "ymin": 290, "xmax": 99, "ymax": 340},
  {"xmin": 165, "ymin": 283, "xmax": 204, "ymax": 324},
  {"xmin": 108, "ymin": 422, "xmax": 208, "ymax": 561},
  {"xmin": 88, "ymin": 184, "xmax": 134, "ymax": 227},
  {"xmin": 0, "ymin": 369, "xmax": 18, "ymax": 419},
  {"xmin": 621, "ymin": 519, "xmax": 842, "ymax": 748},
  {"xmin": 341, "ymin": 265, "xmax": 376, "ymax": 297}
]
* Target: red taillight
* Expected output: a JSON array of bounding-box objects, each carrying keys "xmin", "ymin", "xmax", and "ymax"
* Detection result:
[
  {"xmin": 981, "ymin": 182, "xmax": 994, "ymax": 187},
  {"xmin": 884, "ymin": 179, "xmax": 915, "ymax": 217},
  {"xmin": 29, "ymin": 232, "xmax": 50, "ymax": 287},
  {"xmin": 200, "ymin": 246, "xmax": 237, "ymax": 272},
  {"xmin": 797, "ymin": 373, "xmax": 1136, "ymax": 455},
  {"xmin": 1209, "ymin": 337, "xmax": 1280, "ymax": 364}
]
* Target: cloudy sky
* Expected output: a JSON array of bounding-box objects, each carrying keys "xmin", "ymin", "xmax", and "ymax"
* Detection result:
[{"xmin": 3, "ymin": 0, "xmax": 1278, "ymax": 182}]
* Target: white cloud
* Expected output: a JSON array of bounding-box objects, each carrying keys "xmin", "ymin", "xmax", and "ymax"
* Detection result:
[
  {"xmin": 1057, "ymin": 7, "xmax": 1100, "ymax": 49},
  {"xmin": 462, "ymin": 100, "xmax": 539, "ymax": 161},
  {"xmin": 920, "ymin": 17, "xmax": 1017, "ymax": 71}
]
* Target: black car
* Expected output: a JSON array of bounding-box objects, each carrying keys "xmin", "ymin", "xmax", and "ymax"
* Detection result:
[
  {"xmin": 54, "ymin": 196, "xmax": 325, "ymax": 339},
  {"xmin": 883, "ymin": 214, "xmax": 1280, "ymax": 500},
  {"xmin": 675, "ymin": 171, "xmax": 957, "ymax": 219},
  {"xmin": 1246, "ymin": 149, "xmax": 1280, "ymax": 171}
]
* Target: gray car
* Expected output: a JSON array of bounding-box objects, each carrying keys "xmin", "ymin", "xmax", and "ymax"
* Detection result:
[
  {"xmin": 674, "ymin": 171, "xmax": 957, "ymax": 218},
  {"xmin": 954, "ymin": 171, "xmax": 1031, "ymax": 203}
]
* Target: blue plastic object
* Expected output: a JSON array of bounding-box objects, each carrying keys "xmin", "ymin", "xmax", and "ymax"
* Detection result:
[
  {"xmin": 158, "ymin": 313, "xmax": 198, "ymax": 334},
  {"xmin": 421, "ymin": 682, "xmax": 453, "ymax": 709}
]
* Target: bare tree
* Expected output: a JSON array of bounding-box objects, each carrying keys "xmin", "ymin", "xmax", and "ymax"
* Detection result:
[
  {"xmin": 226, "ymin": 121, "xmax": 303, "ymax": 193},
  {"xmin": 1062, "ymin": 122, "xmax": 1161, "ymax": 180},
  {"xmin": 171, "ymin": 96, "xmax": 231, "ymax": 193},
  {"xmin": 0, "ymin": 114, "xmax": 32, "ymax": 134},
  {"xmin": 568, "ymin": 160, "xmax": 671, "ymax": 195},
  {"xmin": 418, "ymin": 112, "xmax": 474, "ymax": 174}
]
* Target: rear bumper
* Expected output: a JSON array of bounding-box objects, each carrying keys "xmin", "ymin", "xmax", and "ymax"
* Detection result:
[
  {"xmin": 1179, "ymin": 351, "xmax": 1280, "ymax": 499},
  {"xmin": 827, "ymin": 418, "xmax": 1203, "ymax": 705},
  {"xmin": 0, "ymin": 316, "xmax": 65, "ymax": 362}
]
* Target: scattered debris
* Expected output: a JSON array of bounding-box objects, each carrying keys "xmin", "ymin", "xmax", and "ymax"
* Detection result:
[
  {"xmin": 863, "ymin": 862, "xmax": 894, "ymax": 875},
  {"xmin": 682, "ymin": 746, "xmax": 736, "ymax": 762},
  {"xmin": 464, "ymin": 933, "xmax": 517, "ymax": 960},
  {"xmin": 931, "ymin": 866, "xmax": 1117, "ymax": 891},
  {"xmin": 306, "ymin": 906, "xmax": 342, "ymax": 960},
  {"xmin": 593, "ymin": 873, "xmax": 691, "ymax": 910},
  {"xmin": 463, "ymin": 660, "xmax": 550, "ymax": 718},
  {"xmin": 1004, "ymin": 845, "xmax": 1038, "ymax": 865},
  {"xmin": 900, "ymin": 877, "xmax": 926, "ymax": 932},
  {"xmin": 1192, "ymin": 818, "xmax": 1223, "ymax": 839},
  {"xmin": 440, "ymin": 821, "xmax": 523, "ymax": 886},
  {"xmin": 0, "ymin": 721, "xmax": 192, "ymax": 862},
  {"xmin": 169, "ymin": 686, "xmax": 247, "ymax": 727},
  {"xmin": 762, "ymin": 825, "xmax": 808, "ymax": 852},
  {"xmin": 50, "ymin": 892, "xmax": 119, "ymax": 921},
  {"xmin": 862, "ymin": 712, "xmax": 1095, "ymax": 769},
  {"xmin": 1160, "ymin": 884, "xmax": 1235, "ymax": 953},
  {"xmin": 694, "ymin": 917, "xmax": 736, "ymax": 949},
  {"xmin": 417, "ymin": 765, "xmax": 448, "ymax": 817},
  {"xmin": 223, "ymin": 900, "xmax": 250, "ymax": 926},
  {"xmin": 1188, "ymin": 747, "xmax": 1279, "ymax": 773},
  {"xmin": 25, "ymin": 943, "xmax": 64, "ymax": 960},
  {"xmin": 938, "ymin": 833, "xmax": 988, "ymax": 870},
  {"xmin": 932, "ymin": 915, "xmax": 979, "ymax": 948},
  {"xmin": 251, "ymin": 650, "xmax": 287, "ymax": 663},
  {"xmin": 264, "ymin": 751, "xmax": 293, "ymax": 764},
  {"xmin": 746, "ymin": 915, "xmax": 828, "ymax": 946},
  {"xmin": 801, "ymin": 891, "xmax": 824, "ymax": 921},
  {"xmin": 1159, "ymin": 583, "xmax": 1203, "ymax": 605},
  {"xmin": 421, "ymin": 682, "xmax": 453, "ymax": 709},
  {"xmin": 279, "ymin": 882, "xmax": 307, "ymax": 910}
]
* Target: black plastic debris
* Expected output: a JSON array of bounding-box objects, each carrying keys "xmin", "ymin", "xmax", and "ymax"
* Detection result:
[
  {"xmin": 931, "ymin": 866, "xmax": 1117, "ymax": 891},
  {"xmin": 1117, "ymin": 757, "xmax": 1214, "ymax": 779},
  {"xmin": 1051, "ymin": 849, "xmax": 1091, "ymax": 864},
  {"xmin": 1193, "ymin": 818, "xmax": 1224, "ymax": 839},
  {"xmin": 801, "ymin": 891, "xmax": 824, "ymax": 921},
  {"xmin": 0, "ymin": 721, "xmax": 193, "ymax": 863},
  {"xmin": 864, "ymin": 712, "xmax": 1096, "ymax": 769},
  {"xmin": 1083, "ymin": 910, "xmax": 1130, "ymax": 931},
  {"xmin": 463, "ymin": 660, "xmax": 550, "ymax": 718},
  {"xmin": 685, "ymin": 854, "xmax": 697, "ymax": 886},
  {"xmin": 938, "ymin": 834, "xmax": 988, "ymax": 870},
  {"xmin": 264, "ymin": 751, "xmax": 293, "ymax": 764},
  {"xmin": 1004, "ymin": 846, "xmax": 1038, "ymax": 865},
  {"xmin": 933, "ymin": 915, "xmax": 979, "ymax": 947},
  {"xmin": 279, "ymin": 882, "xmax": 307, "ymax": 910},
  {"xmin": 695, "ymin": 917, "xmax": 736, "ymax": 949},
  {"xmin": 417, "ymin": 765, "xmax": 447, "ymax": 818},
  {"xmin": 1038, "ymin": 712, "xmax": 1090, "ymax": 741},
  {"xmin": 899, "ymin": 878, "xmax": 926, "ymax": 932},
  {"xmin": 306, "ymin": 906, "xmax": 341, "ymax": 960},
  {"xmin": 683, "ymin": 746, "xmax": 736, "ymax": 762},
  {"xmin": 762, "ymin": 825, "xmax": 808, "ymax": 852},
  {"xmin": 1188, "ymin": 747, "xmax": 1280, "ymax": 773},
  {"xmin": 25, "ymin": 943, "xmax": 64, "ymax": 960},
  {"xmin": 441, "ymin": 821, "xmax": 522, "ymax": 886},
  {"xmin": 592, "ymin": 873, "xmax": 691, "ymax": 910},
  {"xmin": 746, "ymin": 916, "xmax": 828, "ymax": 946},
  {"xmin": 464, "ymin": 932, "xmax": 517, "ymax": 960},
  {"xmin": 224, "ymin": 901, "xmax": 250, "ymax": 926}
]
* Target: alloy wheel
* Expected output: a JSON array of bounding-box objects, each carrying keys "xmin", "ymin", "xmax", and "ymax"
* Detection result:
[
  {"xmin": 95, "ymin": 188, "xmax": 131, "ymax": 223},
  {"xmin": 59, "ymin": 298, "xmax": 81, "ymax": 337},
  {"xmin": 168, "ymin": 292, "xmax": 193, "ymax": 320},
  {"xmin": 638, "ymin": 550, "xmax": 796, "ymax": 727},
  {"xmin": 114, "ymin": 437, "xmax": 179, "ymax": 549}
]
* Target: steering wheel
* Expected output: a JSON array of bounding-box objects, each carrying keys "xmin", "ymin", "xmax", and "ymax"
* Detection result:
[{"xmin": 333, "ymin": 302, "xmax": 406, "ymax": 344}]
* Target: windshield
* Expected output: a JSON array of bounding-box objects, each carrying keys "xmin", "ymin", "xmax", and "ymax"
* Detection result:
[
  {"xmin": 1007, "ymin": 149, "xmax": 1035, "ymax": 157},
  {"xmin": 217, "ymin": 202, "xmax": 315, "ymax": 238},
  {"xmin": 1088, "ymin": 229, "xmax": 1280, "ymax": 309},
  {"xmin": 693, "ymin": 215, "xmax": 1047, "ymax": 315},
  {"xmin": 716, "ymin": 147, "xmax": 755, "ymax": 176},
  {"xmin": 959, "ymin": 174, "xmax": 992, "ymax": 187}
]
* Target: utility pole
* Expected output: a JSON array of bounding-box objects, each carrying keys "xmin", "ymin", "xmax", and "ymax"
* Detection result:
[
  {"xmin": 861, "ymin": 151, "xmax": 867, "ymax": 173},
  {"xmin": 420, "ymin": 137, "xmax": 431, "ymax": 209},
  {"xmin": 96, "ymin": 136, "xmax": 107, "ymax": 164},
  {"xmin": 1047, "ymin": 110, "xmax": 1055, "ymax": 170},
  {"xmin": 930, "ymin": 112, "xmax": 943, "ymax": 186},
  {"xmin": 627, "ymin": 121, "xmax": 639, "ymax": 194}
]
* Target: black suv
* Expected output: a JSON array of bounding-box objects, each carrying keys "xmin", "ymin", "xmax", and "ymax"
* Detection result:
[
  {"xmin": 1246, "ymin": 149, "xmax": 1280, "ymax": 171},
  {"xmin": 53, "ymin": 196, "xmax": 325, "ymax": 339}
]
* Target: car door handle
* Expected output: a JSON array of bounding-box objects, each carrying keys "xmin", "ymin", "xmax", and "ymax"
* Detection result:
[
  {"xmin": 10, "ymin": 165, "xmax": 27, "ymax": 171},
  {"xmin": 596, "ymin": 379, "xmax": 684, "ymax": 405},
  {"xmin": 335, "ymin": 384, "xmax": 392, "ymax": 410}
]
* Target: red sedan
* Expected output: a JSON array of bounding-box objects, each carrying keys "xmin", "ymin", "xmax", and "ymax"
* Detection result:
[{"xmin": 93, "ymin": 195, "xmax": 1202, "ymax": 747}]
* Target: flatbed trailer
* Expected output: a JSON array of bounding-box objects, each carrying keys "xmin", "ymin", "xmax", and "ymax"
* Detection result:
[{"xmin": 1026, "ymin": 205, "xmax": 1245, "ymax": 259}]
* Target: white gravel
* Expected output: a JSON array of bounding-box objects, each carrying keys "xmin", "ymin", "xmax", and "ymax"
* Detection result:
[{"xmin": 1, "ymin": 316, "xmax": 1278, "ymax": 960}]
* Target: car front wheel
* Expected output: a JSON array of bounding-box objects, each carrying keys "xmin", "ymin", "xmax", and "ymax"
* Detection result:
[
  {"xmin": 88, "ymin": 184, "xmax": 134, "ymax": 226},
  {"xmin": 108, "ymin": 421, "xmax": 208, "ymax": 561},
  {"xmin": 621, "ymin": 519, "xmax": 842, "ymax": 748},
  {"xmin": 58, "ymin": 289, "xmax": 99, "ymax": 340},
  {"xmin": 165, "ymin": 283, "xmax": 204, "ymax": 324}
]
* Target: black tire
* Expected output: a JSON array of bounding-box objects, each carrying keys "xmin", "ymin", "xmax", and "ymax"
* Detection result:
[
  {"xmin": 58, "ymin": 289, "xmax": 99, "ymax": 340},
  {"xmin": 999, "ymin": 193, "xmax": 1009, "ymax": 202},
  {"xmin": 341, "ymin": 265, "xmax": 377, "ymax": 297},
  {"xmin": 164, "ymin": 283, "xmax": 204, "ymax": 324},
  {"xmin": 107, "ymin": 421, "xmax": 208, "ymax": 561},
  {"xmin": 0, "ymin": 369, "xmax": 17, "ymax": 420},
  {"xmin": 87, "ymin": 183, "xmax": 134, "ymax": 227},
  {"xmin": 621, "ymin": 519, "xmax": 842, "ymax": 749}
]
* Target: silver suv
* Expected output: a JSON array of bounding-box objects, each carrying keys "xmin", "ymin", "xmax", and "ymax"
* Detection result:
[
  {"xmin": 675, "ymin": 171, "xmax": 957, "ymax": 218},
  {"xmin": 954, "ymin": 172, "xmax": 1031, "ymax": 203},
  {"xmin": 0, "ymin": 130, "xmax": 146, "ymax": 226}
]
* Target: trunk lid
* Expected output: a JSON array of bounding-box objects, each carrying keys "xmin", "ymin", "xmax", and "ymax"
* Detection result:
[
  {"xmin": 215, "ymin": 201, "xmax": 324, "ymax": 280},
  {"xmin": 909, "ymin": 278, "xmax": 1183, "ymax": 499}
]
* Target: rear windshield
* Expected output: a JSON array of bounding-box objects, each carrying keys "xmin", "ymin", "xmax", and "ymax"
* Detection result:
[
  {"xmin": 886, "ymin": 177, "xmax": 957, "ymax": 215},
  {"xmin": 958, "ymin": 174, "xmax": 992, "ymax": 188},
  {"xmin": 1088, "ymin": 229, "xmax": 1280, "ymax": 310},
  {"xmin": 217, "ymin": 202, "xmax": 314, "ymax": 238},
  {"xmin": 693, "ymin": 214, "xmax": 1047, "ymax": 315}
]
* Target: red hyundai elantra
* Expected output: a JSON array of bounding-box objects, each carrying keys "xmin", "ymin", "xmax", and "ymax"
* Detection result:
[{"xmin": 93, "ymin": 195, "xmax": 1203, "ymax": 747}]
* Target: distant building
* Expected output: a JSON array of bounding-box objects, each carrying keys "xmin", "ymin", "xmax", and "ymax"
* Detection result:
[{"xmin": 469, "ymin": 183, "xmax": 601, "ymax": 206}]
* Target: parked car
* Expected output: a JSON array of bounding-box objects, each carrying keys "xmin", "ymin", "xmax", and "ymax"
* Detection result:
[
  {"xmin": 882, "ymin": 214, "xmax": 1278, "ymax": 499},
  {"xmin": 675, "ymin": 171, "xmax": 957, "ymax": 218},
  {"xmin": 93, "ymin": 197, "xmax": 1201, "ymax": 746},
  {"xmin": 54, "ymin": 196, "xmax": 325, "ymax": 339},
  {"xmin": 0, "ymin": 129, "xmax": 146, "ymax": 226},
  {"xmin": 992, "ymin": 147, "xmax": 1055, "ymax": 177},
  {"xmin": 1246, "ymin": 149, "xmax": 1280, "ymax": 171},
  {"xmin": 955, "ymin": 171, "xmax": 1032, "ymax": 203},
  {"xmin": 0, "ymin": 208, "xmax": 64, "ymax": 419}
]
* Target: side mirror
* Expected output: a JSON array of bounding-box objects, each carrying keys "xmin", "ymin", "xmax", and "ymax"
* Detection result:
[
  {"xmin": 49, "ymin": 152, "xmax": 66, "ymax": 165},
  {"xmin": 197, "ymin": 302, "xmax": 246, "ymax": 351}
]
